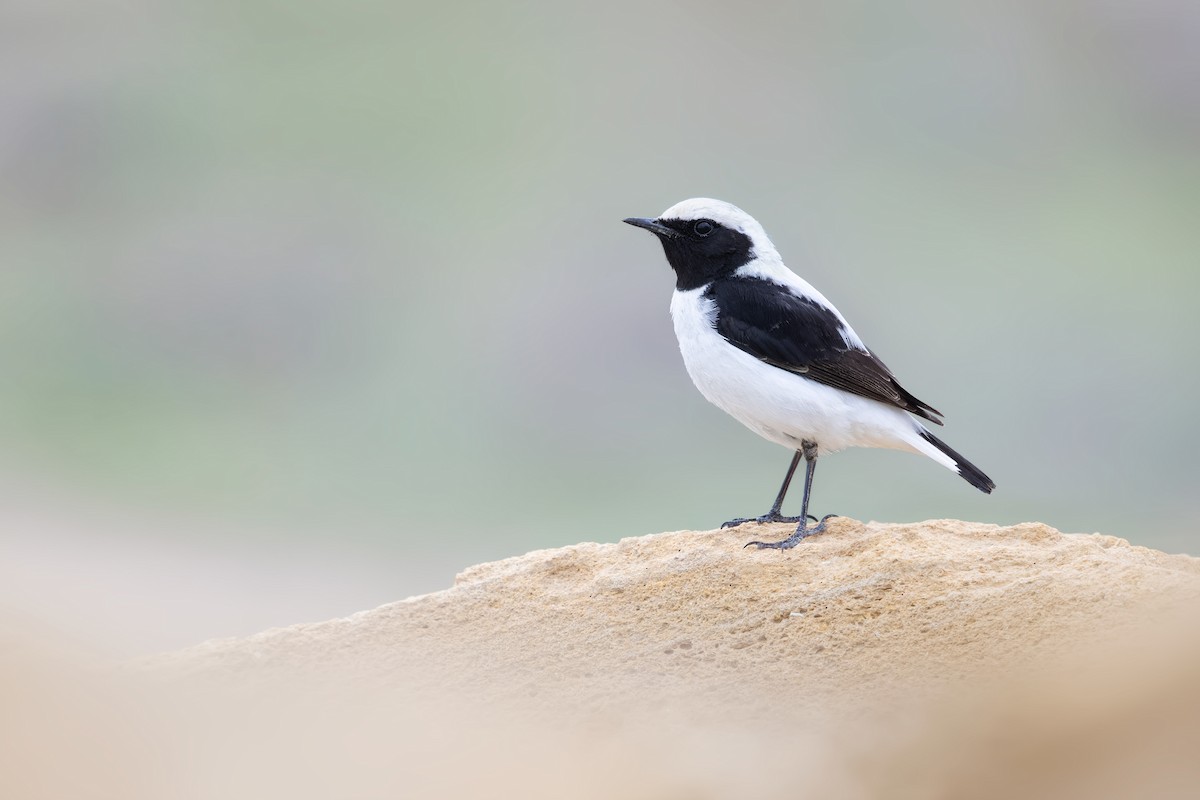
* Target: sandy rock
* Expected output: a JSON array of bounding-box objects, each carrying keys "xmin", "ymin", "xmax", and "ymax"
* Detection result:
[
  {"xmin": 11, "ymin": 519, "xmax": 1200, "ymax": 799},
  {"xmin": 156, "ymin": 518, "xmax": 1200, "ymax": 711}
]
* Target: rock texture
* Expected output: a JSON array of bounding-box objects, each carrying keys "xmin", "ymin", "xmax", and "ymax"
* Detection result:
[
  {"xmin": 9, "ymin": 519, "xmax": 1200, "ymax": 799},
  {"xmin": 159, "ymin": 519, "xmax": 1199, "ymax": 706}
]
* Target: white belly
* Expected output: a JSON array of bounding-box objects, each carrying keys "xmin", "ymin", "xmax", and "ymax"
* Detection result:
[{"xmin": 669, "ymin": 288, "xmax": 925, "ymax": 457}]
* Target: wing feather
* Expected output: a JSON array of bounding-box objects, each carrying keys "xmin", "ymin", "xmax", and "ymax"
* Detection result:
[{"xmin": 706, "ymin": 277, "xmax": 944, "ymax": 424}]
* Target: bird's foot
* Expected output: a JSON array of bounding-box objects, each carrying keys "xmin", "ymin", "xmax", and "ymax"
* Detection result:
[
  {"xmin": 744, "ymin": 515, "xmax": 838, "ymax": 550},
  {"xmin": 721, "ymin": 512, "xmax": 817, "ymax": 529}
]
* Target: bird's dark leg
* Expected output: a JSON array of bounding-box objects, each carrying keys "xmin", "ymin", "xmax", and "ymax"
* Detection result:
[
  {"xmin": 744, "ymin": 440, "xmax": 837, "ymax": 550},
  {"xmin": 720, "ymin": 450, "xmax": 808, "ymax": 528}
]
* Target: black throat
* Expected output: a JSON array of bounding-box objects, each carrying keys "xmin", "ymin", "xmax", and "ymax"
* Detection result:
[{"xmin": 655, "ymin": 219, "xmax": 756, "ymax": 291}]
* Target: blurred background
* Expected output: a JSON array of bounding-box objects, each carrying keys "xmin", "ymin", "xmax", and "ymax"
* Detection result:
[{"xmin": 1, "ymin": 0, "xmax": 1197, "ymax": 657}]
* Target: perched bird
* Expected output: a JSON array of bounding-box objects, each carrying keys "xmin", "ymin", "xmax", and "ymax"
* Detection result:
[{"xmin": 624, "ymin": 198, "xmax": 994, "ymax": 550}]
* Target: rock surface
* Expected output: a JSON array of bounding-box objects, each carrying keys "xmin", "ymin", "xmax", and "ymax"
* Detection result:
[
  {"xmin": 10, "ymin": 519, "xmax": 1200, "ymax": 799},
  {"xmin": 158, "ymin": 518, "xmax": 1199, "ymax": 705}
]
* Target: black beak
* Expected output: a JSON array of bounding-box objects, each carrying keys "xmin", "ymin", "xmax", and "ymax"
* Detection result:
[{"xmin": 623, "ymin": 217, "xmax": 681, "ymax": 239}]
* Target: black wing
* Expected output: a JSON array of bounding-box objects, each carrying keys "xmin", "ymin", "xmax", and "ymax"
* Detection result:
[{"xmin": 706, "ymin": 277, "xmax": 943, "ymax": 425}]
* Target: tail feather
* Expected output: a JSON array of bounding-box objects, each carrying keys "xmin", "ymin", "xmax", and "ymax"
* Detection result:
[{"xmin": 918, "ymin": 429, "xmax": 995, "ymax": 494}]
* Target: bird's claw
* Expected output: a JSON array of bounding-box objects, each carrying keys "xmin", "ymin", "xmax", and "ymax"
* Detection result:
[
  {"xmin": 743, "ymin": 515, "xmax": 838, "ymax": 550},
  {"xmin": 721, "ymin": 513, "xmax": 817, "ymax": 529}
]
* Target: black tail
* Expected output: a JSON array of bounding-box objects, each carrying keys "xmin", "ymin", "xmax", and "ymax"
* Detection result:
[{"xmin": 919, "ymin": 429, "xmax": 995, "ymax": 494}]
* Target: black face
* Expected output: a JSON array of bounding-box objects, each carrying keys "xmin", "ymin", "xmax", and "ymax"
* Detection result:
[{"xmin": 632, "ymin": 217, "xmax": 755, "ymax": 291}]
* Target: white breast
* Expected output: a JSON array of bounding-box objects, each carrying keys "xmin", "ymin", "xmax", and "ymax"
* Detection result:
[{"xmin": 668, "ymin": 287, "xmax": 925, "ymax": 457}]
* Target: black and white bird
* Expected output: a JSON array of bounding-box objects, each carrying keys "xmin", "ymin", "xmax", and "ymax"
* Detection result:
[{"xmin": 624, "ymin": 198, "xmax": 994, "ymax": 550}]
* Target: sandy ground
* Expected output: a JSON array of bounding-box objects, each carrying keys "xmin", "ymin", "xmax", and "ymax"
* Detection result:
[{"xmin": 5, "ymin": 518, "xmax": 1200, "ymax": 799}]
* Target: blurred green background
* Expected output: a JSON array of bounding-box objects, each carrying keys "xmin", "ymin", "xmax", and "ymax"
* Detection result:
[{"xmin": 2, "ymin": 0, "xmax": 1197, "ymax": 655}]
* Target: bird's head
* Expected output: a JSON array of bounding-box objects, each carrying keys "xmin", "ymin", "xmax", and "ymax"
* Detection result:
[{"xmin": 623, "ymin": 198, "xmax": 780, "ymax": 291}]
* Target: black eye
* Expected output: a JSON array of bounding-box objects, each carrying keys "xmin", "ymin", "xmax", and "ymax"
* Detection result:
[{"xmin": 693, "ymin": 220, "xmax": 715, "ymax": 237}]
